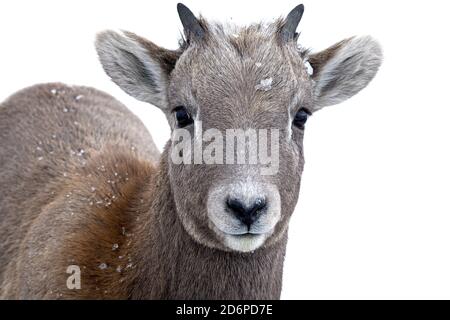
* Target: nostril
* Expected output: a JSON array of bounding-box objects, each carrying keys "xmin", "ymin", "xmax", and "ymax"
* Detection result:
[
  {"xmin": 227, "ymin": 198, "xmax": 247, "ymax": 215},
  {"xmin": 226, "ymin": 197, "xmax": 267, "ymax": 229},
  {"xmin": 253, "ymin": 198, "xmax": 266, "ymax": 212}
]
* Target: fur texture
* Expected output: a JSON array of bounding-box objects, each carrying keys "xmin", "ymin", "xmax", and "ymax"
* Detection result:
[{"xmin": 0, "ymin": 6, "xmax": 382, "ymax": 299}]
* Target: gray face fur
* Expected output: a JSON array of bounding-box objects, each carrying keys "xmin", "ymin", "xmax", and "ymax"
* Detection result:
[{"xmin": 95, "ymin": 4, "xmax": 382, "ymax": 252}]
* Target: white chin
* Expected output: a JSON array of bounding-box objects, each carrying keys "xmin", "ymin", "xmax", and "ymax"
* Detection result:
[{"xmin": 223, "ymin": 233, "xmax": 267, "ymax": 253}]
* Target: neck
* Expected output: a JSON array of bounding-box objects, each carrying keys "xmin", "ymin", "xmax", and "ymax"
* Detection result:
[{"xmin": 127, "ymin": 154, "xmax": 287, "ymax": 299}]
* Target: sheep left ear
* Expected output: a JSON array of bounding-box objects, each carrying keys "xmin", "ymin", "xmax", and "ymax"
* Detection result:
[{"xmin": 308, "ymin": 36, "xmax": 383, "ymax": 110}]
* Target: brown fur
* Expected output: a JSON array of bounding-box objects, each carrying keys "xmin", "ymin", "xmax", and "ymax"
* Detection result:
[
  {"xmin": 0, "ymin": 83, "xmax": 159, "ymax": 298},
  {"xmin": 0, "ymin": 83, "xmax": 286, "ymax": 299},
  {"xmin": 0, "ymin": 6, "xmax": 382, "ymax": 299}
]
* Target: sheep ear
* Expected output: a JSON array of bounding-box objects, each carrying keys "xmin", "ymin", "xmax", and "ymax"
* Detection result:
[
  {"xmin": 95, "ymin": 30, "xmax": 180, "ymax": 110},
  {"xmin": 308, "ymin": 36, "xmax": 383, "ymax": 110}
]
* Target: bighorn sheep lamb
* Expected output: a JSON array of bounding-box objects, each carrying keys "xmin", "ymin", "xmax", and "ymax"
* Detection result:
[{"xmin": 0, "ymin": 4, "xmax": 382, "ymax": 299}]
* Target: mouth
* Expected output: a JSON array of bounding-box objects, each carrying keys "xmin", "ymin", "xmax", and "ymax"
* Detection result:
[
  {"xmin": 212, "ymin": 219, "xmax": 274, "ymax": 237},
  {"xmin": 210, "ymin": 223, "xmax": 273, "ymax": 252},
  {"xmin": 219, "ymin": 228, "xmax": 268, "ymax": 236},
  {"xmin": 208, "ymin": 215, "xmax": 277, "ymax": 252},
  {"xmin": 221, "ymin": 233, "xmax": 268, "ymax": 253}
]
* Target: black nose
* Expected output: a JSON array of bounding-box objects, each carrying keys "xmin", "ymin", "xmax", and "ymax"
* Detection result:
[{"xmin": 226, "ymin": 197, "xmax": 267, "ymax": 229}]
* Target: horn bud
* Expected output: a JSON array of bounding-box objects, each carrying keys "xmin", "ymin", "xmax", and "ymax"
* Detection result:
[
  {"xmin": 177, "ymin": 3, "xmax": 205, "ymax": 40},
  {"xmin": 280, "ymin": 4, "xmax": 305, "ymax": 42}
]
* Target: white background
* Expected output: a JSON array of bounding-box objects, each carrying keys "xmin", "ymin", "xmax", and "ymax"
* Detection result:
[{"xmin": 1, "ymin": 0, "xmax": 449, "ymax": 299}]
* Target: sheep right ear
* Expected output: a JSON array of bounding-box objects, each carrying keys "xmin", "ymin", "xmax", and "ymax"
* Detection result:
[{"xmin": 95, "ymin": 30, "xmax": 181, "ymax": 110}]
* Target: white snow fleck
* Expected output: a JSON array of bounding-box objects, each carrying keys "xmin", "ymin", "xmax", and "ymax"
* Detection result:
[
  {"xmin": 304, "ymin": 60, "xmax": 314, "ymax": 76},
  {"xmin": 232, "ymin": 33, "xmax": 239, "ymax": 38},
  {"xmin": 37, "ymin": 156, "xmax": 44, "ymax": 161},
  {"xmin": 255, "ymin": 62, "xmax": 262, "ymax": 68},
  {"xmin": 255, "ymin": 77, "xmax": 273, "ymax": 92},
  {"xmin": 63, "ymin": 107, "xmax": 69, "ymax": 113},
  {"xmin": 51, "ymin": 89, "xmax": 57, "ymax": 95},
  {"xmin": 116, "ymin": 266, "xmax": 122, "ymax": 273},
  {"xmin": 98, "ymin": 263, "xmax": 108, "ymax": 270},
  {"xmin": 126, "ymin": 263, "xmax": 133, "ymax": 269},
  {"xmin": 77, "ymin": 149, "xmax": 85, "ymax": 157},
  {"xmin": 75, "ymin": 95, "xmax": 84, "ymax": 101},
  {"xmin": 90, "ymin": 186, "xmax": 96, "ymax": 192},
  {"xmin": 112, "ymin": 243, "xmax": 119, "ymax": 251},
  {"xmin": 105, "ymin": 198, "xmax": 112, "ymax": 207},
  {"xmin": 63, "ymin": 172, "xmax": 68, "ymax": 177}
]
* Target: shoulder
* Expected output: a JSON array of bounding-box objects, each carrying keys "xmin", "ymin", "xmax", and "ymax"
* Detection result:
[{"xmin": 16, "ymin": 147, "xmax": 156, "ymax": 299}]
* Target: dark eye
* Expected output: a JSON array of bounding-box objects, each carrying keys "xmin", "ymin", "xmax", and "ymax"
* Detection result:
[
  {"xmin": 293, "ymin": 108, "xmax": 310, "ymax": 129},
  {"xmin": 174, "ymin": 106, "xmax": 193, "ymax": 128}
]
